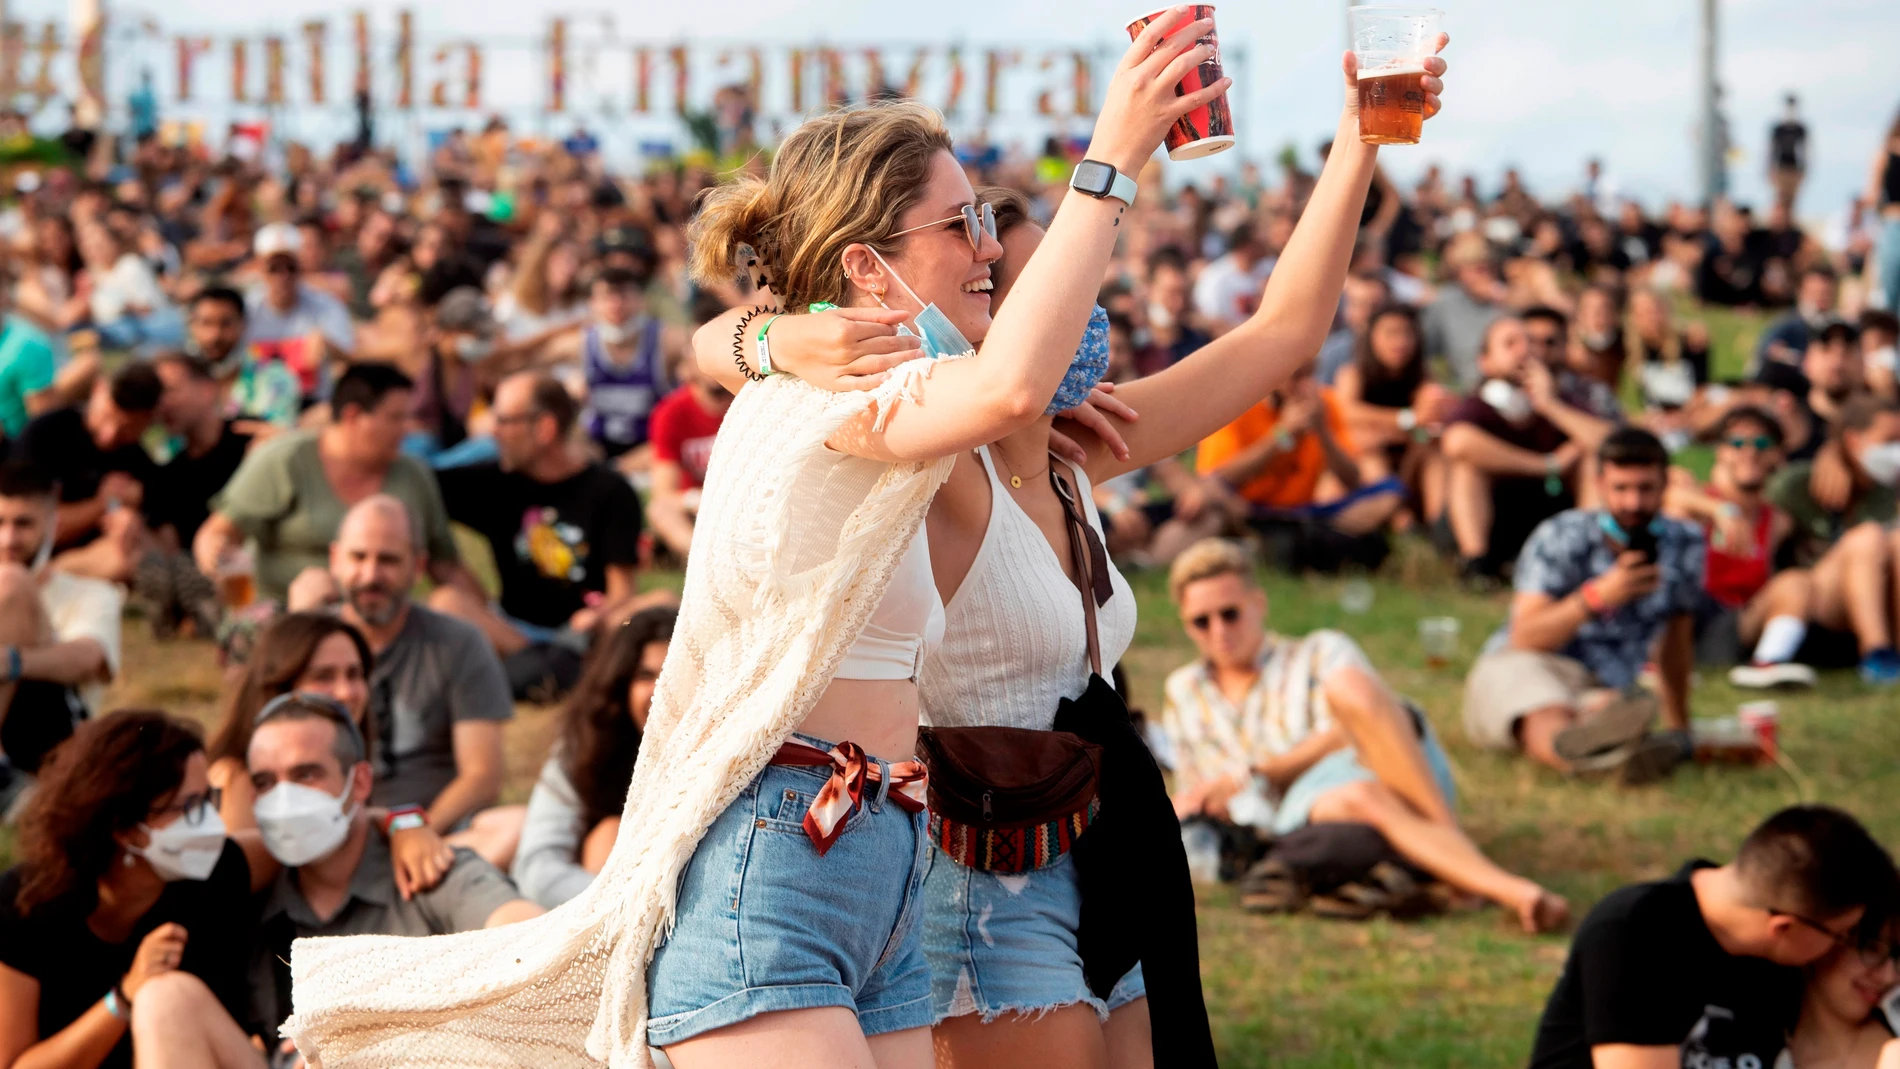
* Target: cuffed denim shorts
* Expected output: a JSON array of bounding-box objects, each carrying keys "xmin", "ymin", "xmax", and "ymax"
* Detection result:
[
  {"xmin": 645, "ymin": 736, "xmax": 934, "ymax": 1046},
  {"xmin": 920, "ymin": 846, "xmax": 1146, "ymax": 1024}
]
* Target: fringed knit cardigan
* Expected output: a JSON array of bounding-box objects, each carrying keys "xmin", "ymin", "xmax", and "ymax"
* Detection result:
[{"xmin": 282, "ymin": 358, "xmax": 958, "ymax": 1068}]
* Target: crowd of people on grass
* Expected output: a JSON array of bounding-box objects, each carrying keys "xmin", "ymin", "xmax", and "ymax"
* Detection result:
[{"xmin": 0, "ymin": 66, "xmax": 1897, "ymax": 1069}]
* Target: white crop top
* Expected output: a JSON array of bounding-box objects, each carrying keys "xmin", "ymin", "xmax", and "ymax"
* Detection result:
[
  {"xmin": 835, "ymin": 526, "xmax": 946, "ymax": 681},
  {"xmin": 919, "ymin": 448, "xmax": 1137, "ymax": 730}
]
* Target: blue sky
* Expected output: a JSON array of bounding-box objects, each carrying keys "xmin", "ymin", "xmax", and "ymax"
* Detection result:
[{"xmin": 22, "ymin": 0, "xmax": 1900, "ymax": 222}]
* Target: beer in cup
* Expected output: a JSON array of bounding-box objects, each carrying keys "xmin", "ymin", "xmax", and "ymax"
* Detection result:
[
  {"xmin": 1125, "ymin": 5, "xmax": 1235, "ymax": 160},
  {"xmin": 1349, "ymin": 6, "xmax": 1442, "ymax": 146}
]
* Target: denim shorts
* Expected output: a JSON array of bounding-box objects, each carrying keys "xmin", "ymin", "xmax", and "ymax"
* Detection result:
[
  {"xmin": 645, "ymin": 737, "xmax": 934, "ymax": 1046},
  {"xmin": 1273, "ymin": 721, "xmax": 1458, "ymax": 835},
  {"xmin": 920, "ymin": 846, "xmax": 1146, "ymax": 1024}
]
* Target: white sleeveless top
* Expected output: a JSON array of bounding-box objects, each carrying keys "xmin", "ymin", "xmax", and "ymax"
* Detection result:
[
  {"xmin": 836, "ymin": 526, "xmax": 946, "ymax": 680},
  {"xmin": 920, "ymin": 447, "xmax": 1137, "ymax": 730}
]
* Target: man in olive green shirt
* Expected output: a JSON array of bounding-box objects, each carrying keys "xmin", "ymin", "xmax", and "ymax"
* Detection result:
[
  {"xmin": 1765, "ymin": 396, "xmax": 1900, "ymax": 683},
  {"xmin": 193, "ymin": 362, "xmax": 462, "ymax": 601}
]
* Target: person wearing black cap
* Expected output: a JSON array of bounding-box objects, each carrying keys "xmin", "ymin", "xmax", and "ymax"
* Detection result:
[
  {"xmin": 542, "ymin": 266, "xmax": 682, "ymax": 471},
  {"xmin": 1804, "ymin": 317, "xmax": 1868, "ymax": 432}
]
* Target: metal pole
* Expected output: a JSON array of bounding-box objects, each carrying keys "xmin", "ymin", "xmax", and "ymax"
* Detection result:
[{"xmin": 1710, "ymin": 0, "xmax": 1725, "ymax": 205}]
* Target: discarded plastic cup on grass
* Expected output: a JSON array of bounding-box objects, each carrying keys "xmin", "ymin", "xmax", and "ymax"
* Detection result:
[
  {"xmin": 1418, "ymin": 616, "xmax": 1460, "ymax": 667},
  {"xmin": 1737, "ymin": 700, "xmax": 1779, "ymax": 761},
  {"xmin": 1340, "ymin": 579, "xmax": 1375, "ymax": 615}
]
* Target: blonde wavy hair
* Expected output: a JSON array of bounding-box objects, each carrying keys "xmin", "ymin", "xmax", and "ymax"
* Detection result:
[
  {"xmin": 688, "ymin": 101, "xmax": 954, "ymax": 311},
  {"xmin": 1168, "ymin": 538, "xmax": 1256, "ymax": 604}
]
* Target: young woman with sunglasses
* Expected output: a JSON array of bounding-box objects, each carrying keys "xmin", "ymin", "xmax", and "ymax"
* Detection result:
[
  {"xmin": 0, "ymin": 711, "xmax": 271, "ymax": 1069},
  {"xmin": 282, "ymin": 15, "xmax": 1225, "ymax": 1069},
  {"xmin": 696, "ymin": 40, "xmax": 1453, "ymax": 1069}
]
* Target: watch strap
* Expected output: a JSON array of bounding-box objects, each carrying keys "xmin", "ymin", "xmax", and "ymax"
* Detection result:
[{"xmin": 383, "ymin": 804, "xmax": 427, "ymax": 835}]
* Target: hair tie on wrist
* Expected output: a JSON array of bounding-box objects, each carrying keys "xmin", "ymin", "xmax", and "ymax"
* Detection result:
[{"xmin": 733, "ymin": 305, "xmax": 771, "ymax": 383}]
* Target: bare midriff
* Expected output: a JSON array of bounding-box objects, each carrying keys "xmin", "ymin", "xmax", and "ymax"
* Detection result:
[{"xmin": 798, "ymin": 677, "xmax": 922, "ymax": 765}]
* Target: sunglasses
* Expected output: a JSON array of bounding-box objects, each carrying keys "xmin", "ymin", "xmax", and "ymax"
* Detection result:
[
  {"xmin": 1190, "ymin": 606, "xmax": 1243, "ymax": 632},
  {"xmin": 1725, "ymin": 436, "xmax": 1776, "ymax": 452},
  {"xmin": 264, "ymin": 261, "xmax": 299, "ymax": 275},
  {"xmin": 152, "ymin": 785, "xmax": 224, "ymax": 827},
  {"xmin": 889, "ymin": 202, "xmax": 997, "ymax": 254}
]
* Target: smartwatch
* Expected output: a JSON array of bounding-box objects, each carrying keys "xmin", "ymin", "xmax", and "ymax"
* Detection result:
[{"xmin": 1069, "ymin": 159, "xmax": 1138, "ymax": 207}]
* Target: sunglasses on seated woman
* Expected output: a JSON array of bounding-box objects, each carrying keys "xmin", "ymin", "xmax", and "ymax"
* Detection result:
[{"xmin": 888, "ymin": 202, "xmax": 997, "ymax": 254}]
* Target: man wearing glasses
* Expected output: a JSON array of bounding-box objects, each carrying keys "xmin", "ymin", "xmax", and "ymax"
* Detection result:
[
  {"xmin": 1528, "ymin": 805, "xmax": 1899, "ymax": 1069},
  {"xmin": 1155, "ymin": 538, "xmax": 1568, "ymax": 933},
  {"xmin": 431, "ymin": 371, "xmax": 656, "ymax": 692}
]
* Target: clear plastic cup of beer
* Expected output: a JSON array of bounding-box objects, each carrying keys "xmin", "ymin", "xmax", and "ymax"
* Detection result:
[
  {"xmin": 218, "ymin": 546, "xmax": 256, "ymax": 610},
  {"xmin": 1349, "ymin": 6, "xmax": 1442, "ymax": 146},
  {"xmin": 1418, "ymin": 616, "xmax": 1460, "ymax": 668}
]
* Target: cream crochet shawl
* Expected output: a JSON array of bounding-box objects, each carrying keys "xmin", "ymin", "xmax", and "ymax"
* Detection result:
[{"xmin": 282, "ymin": 358, "xmax": 957, "ymax": 1068}]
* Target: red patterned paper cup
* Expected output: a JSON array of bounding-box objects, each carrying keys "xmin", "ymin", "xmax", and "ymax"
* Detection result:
[{"xmin": 1126, "ymin": 5, "xmax": 1235, "ymax": 161}]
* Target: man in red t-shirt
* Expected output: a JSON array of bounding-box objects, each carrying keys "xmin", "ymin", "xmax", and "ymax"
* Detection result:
[{"xmin": 647, "ymin": 361, "xmax": 730, "ymax": 558}]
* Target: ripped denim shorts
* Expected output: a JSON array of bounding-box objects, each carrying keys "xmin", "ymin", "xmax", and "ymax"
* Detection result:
[{"xmin": 919, "ymin": 844, "xmax": 1144, "ymax": 1024}]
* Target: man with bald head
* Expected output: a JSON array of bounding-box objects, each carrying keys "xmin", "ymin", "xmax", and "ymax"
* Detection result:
[
  {"xmin": 431, "ymin": 370, "xmax": 650, "ymax": 694},
  {"xmin": 288, "ymin": 493, "xmax": 513, "ymax": 853}
]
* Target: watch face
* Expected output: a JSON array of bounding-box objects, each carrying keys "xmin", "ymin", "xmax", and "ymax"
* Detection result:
[{"xmin": 1073, "ymin": 160, "xmax": 1113, "ymax": 196}]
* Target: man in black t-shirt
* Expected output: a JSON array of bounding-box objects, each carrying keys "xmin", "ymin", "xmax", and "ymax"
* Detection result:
[
  {"xmin": 16, "ymin": 361, "xmax": 162, "ymax": 585},
  {"xmin": 1529, "ymin": 805, "xmax": 1899, "ymax": 1069},
  {"xmin": 1769, "ymin": 94, "xmax": 1809, "ymax": 212},
  {"xmin": 431, "ymin": 372, "xmax": 658, "ymax": 687},
  {"xmin": 133, "ymin": 354, "xmax": 255, "ymax": 637}
]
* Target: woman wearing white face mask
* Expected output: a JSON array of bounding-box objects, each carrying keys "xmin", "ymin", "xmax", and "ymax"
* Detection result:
[{"xmin": 0, "ymin": 710, "xmax": 277, "ymax": 1069}]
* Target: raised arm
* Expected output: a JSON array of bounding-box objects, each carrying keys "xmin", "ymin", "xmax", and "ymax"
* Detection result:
[
  {"xmin": 834, "ymin": 19, "xmax": 1227, "ymax": 462},
  {"xmin": 1077, "ymin": 42, "xmax": 1449, "ymax": 482}
]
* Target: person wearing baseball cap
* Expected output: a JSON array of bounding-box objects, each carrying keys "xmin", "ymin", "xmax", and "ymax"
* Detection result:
[
  {"xmin": 242, "ymin": 222, "xmax": 355, "ymax": 403},
  {"xmin": 404, "ymin": 287, "xmax": 499, "ymax": 465}
]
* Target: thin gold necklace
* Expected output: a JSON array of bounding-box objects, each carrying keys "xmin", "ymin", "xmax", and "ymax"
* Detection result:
[{"xmin": 991, "ymin": 447, "xmax": 1050, "ymax": 490}]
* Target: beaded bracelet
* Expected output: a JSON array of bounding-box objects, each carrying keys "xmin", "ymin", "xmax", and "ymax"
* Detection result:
[{"xmin": 732, "ymin": 306, "xmax": 773, "ymax": 383}]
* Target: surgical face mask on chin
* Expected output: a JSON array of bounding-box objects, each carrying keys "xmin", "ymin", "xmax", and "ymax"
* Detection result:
[
  {"xmin": 1479, "ymin": 378, "xmax": 1534, "ymax": 425},
  {"xmin": 254, "ymin": 781, "xmax": 358, "ymax": 867},
  {"xmin": 1147, "ymin": 301, "xmax": 1175, "ymax": 331},
  {"xmin": 867, "ymin": 248, "xmax": 977, "ymax": 361},
  {"xmin": 595, "ymin": 317, "xmax": 640, "ymax": 346},
  {"xmin": 130, "ymin": 809, "xmax": 227, "ymax": 882},
  {"xmin": 1858, "ymin": 442, "xmax": 1900, "ymax": 488},
  {"xmin": 455, "ymin": 336, "xmax": 494, "ymax": 363},
  {"xmin": 1047, "ymin": 304, "xmax": 1112, "ymax": 414}
]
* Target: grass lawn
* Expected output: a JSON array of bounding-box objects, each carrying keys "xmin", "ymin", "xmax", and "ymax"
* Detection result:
[
  {"xmin": 6, "ymin": 550, "xmax": 1896, "ymax": 1068},
  {"xmin": 6, "ymin": 303, "xmax": 1874, "ymax": 1066}
]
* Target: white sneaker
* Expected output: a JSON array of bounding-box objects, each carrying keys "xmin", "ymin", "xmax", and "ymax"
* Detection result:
[{"xmin": 1728, "ymin": 662, "xmax": 1817, "ymax": 689}]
